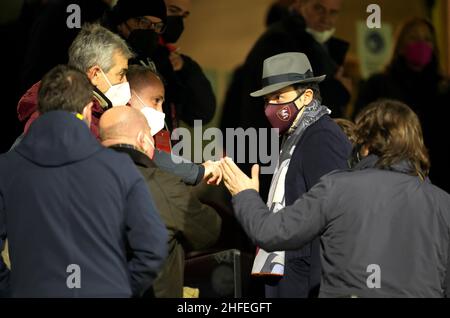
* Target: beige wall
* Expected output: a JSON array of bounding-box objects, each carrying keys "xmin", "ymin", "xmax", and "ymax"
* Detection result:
[{"xmin": 178, "ymin": 0, "xmax": 274, "ymax": 72}]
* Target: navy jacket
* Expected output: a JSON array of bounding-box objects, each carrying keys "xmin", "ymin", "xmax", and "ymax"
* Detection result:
[
  {"xmin": 233, "ymin": 155, "xmax": 450, "ymax": 297},
  {"xmin": 0, "ymin": 111, "xmax": 168, "ymax": 298},
  {"xmin": 266, "ymin": 115, "xmax": 352, "ymax": 298}
]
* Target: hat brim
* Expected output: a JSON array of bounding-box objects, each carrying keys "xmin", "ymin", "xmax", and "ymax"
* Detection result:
[{"xmin": 250, "ymin": 75, "xmax": 326, "ymax": 98}]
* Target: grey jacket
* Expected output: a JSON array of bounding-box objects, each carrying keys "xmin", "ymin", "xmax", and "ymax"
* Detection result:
[{"xmin": 232, "ymin": 155, "xmax": 450, "ymax": 298}]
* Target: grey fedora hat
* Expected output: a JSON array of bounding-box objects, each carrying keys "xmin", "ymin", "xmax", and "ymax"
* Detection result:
[{"xmin": 250, "ymin": 52, "xmax": 326, "ymax": 98}]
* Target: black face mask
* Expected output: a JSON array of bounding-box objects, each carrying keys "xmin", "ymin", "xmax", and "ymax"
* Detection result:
[
  {"xmin": 127, "ymin": 29, "xmax": 160, "ymax": 58},
  {"xmin": 162, "ymin": 16, "xmax": 184, "ymax": 43}
]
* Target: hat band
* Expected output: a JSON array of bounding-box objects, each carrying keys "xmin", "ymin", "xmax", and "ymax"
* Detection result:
[{"xmin": 262, "ymin": 71, "xmax": 314, "ymax": 87}]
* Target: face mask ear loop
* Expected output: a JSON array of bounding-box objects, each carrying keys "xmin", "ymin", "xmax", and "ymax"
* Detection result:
[
  {"xmin": 145, "ymin": 135, "xmax": 155, "ymax": 150},
  {"xmin": 100, "ymin": 69, "xmax": 113, "ymax": 88},
  {"xmin": 133, "ymin": 91, "xmax": 147, "ymax": 108}
]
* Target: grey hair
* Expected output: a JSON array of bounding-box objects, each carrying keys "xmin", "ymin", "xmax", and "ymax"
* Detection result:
[{"xmin": 68, "ymin": 23, "xmax": 134, "ymax": 73}]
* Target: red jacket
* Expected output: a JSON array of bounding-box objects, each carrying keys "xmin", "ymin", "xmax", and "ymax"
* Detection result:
[{"xmin": 17, "ymin": 81, "xmax": 109, "ymax": 139}]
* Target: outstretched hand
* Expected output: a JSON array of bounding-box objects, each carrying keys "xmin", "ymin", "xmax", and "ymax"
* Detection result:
[
  {"xmin": 202, "ymin": 160, "xmax": 223, "ymax": 186},
  {"xmin": 220, "ymin": 157, "xmax": 260, "ymax": 196}
]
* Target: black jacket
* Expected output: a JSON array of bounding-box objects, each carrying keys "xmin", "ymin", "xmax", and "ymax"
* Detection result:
[
  {"xmin": 0, "ymin": 111, "xmax": 168, "ymax": 297},
  {"xmin": 355, "ymin": 59, "xmax": 450, "ymax": 193},
  {"xmin": 111, "ymin": 146, "xmax": 221, "ymax": 298},
  {"xmin": 233, "ymin": 155, "xmax": 450, "ymax": 298}
]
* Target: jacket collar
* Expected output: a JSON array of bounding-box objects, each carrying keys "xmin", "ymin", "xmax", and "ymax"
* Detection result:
[
  {"xmin": 353, "ymin": 154, "xmax": 416, "ymax": 175},
  {"xmin": 93, "ymin": 86, "xmax": 113, "ymax": 110},
  {"xmin": 110, "ymin": 145, "xmax": 156, "ymax": 169}
]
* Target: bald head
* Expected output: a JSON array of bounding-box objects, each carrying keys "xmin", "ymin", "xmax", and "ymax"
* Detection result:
[{"xmin": 99, "ymin": 106, "xmax": 151, "ymax": 147}]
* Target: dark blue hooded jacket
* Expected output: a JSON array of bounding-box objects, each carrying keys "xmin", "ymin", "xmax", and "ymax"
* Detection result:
[{"xmin": 0, "ymin": 111, "xmax": 168, "ymax": 298}]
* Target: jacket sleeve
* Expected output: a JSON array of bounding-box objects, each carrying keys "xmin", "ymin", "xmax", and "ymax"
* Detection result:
[
  {"xmin": 175, "ymin": 55, "xmax": 217, "ymax": 125},
  {"xmin": 152, "ymin": 150, "xmax": 204, "ymax": 186},
  {"xmin": 180, "ymin": 197, "xmax": 222, "ymax": 251},
  {"xmin": 231, "ymin": 179, "xmax": 331, "ymax": 252},
  {"xmin": 125, "ymin": 178, "xmax": 168, "ymax": 297},
  {"xmin": 158, "ymin": 172, "xmax": 222, "ymax": 251},
  {"xmin": 0, "ymin": 193, "xmax": 10, "ymax": 297},
  {"xmin": 301, "ymin": 129, "xmax": 351, "ymax": 190}
]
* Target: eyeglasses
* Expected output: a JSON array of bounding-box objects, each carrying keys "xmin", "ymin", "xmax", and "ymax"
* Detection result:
[{"xmin": 135, "ymin": 17, "xmax": 165, "ymax": 34}]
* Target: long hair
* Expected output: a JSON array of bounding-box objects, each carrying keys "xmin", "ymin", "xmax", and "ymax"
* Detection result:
[
  {"xmin": 388, "ymin": 17, "xmax": 441, "ymax": 75},
  {"xmin": 354, "ymin": 100, "xmax": 430, "ymax": 179}
]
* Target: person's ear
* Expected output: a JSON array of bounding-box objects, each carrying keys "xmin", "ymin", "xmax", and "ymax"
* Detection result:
[
  {"xmin": 82, "ymin": 102, "xmax": 93, "ymax": 127},
  {"xmin": 302, "ymin": 89, "xmax": 314, "ymax": 106},
  {"xmin": 87, "ymin": 65, "xmax": 102, "ymax": 87},
  {"xmin": 137, "ymin": 131, "xmax": 148, "ymax": 152}
]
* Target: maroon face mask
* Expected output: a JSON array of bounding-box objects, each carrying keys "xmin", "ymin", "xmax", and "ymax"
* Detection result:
[
  {"xmin": 264, "ymin": 94, "xmax": 304, "ymax": 135},
  {"xmin": 404, "ymin": 41, "xmax": 433, "ymax": 69}
]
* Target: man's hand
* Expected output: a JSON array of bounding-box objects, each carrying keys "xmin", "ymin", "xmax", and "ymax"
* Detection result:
[
  {"xmin": 202, "ymin": 160, "xmax": 222, "ymax": 186},
  {"xmin": 220, "ymin": 157, "xmax": 259, "ymax": 196}
]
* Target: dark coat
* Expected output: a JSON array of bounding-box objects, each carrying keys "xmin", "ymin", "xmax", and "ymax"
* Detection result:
[
  {"xmin": 266, "ymin": 114, "xmax": 352, "ymax": 298},
  {"xmin": 355, "ymin": 59, "xmax": 450, "ymax": 193},
  {"xmin": 111, "ymin": 146, "xmax": 221, "ymax": 298},
  {"xmin": 0, "ymin": 111, "xmax": 168, "ymax": 298},
  {"xmin": 233, "ymin": 155, "xmax": 450, "ymax": 298}
]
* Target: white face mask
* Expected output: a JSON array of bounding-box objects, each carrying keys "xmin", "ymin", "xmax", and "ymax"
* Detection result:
[
  {"xmin": 306, "ymin": 27, "xmax": 336, "ymax": 44},
  {"xmin": 135, "ymin": 93, "xmax": 166, "ymax": 136},
  {"xmin": 100, "ymin": 69, "xmax": 131, "ymax": 106}
]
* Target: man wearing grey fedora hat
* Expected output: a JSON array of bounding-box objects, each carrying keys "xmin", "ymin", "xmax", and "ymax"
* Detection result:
[
  {"xmin": 248, "ymin": 52, "xmax": 352, "ymax": 298},
  {"xmin": 220, "ymin": 0, "xmax": 349, "ymax": 222}
]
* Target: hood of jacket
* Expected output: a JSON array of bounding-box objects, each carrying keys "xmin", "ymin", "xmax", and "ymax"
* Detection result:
[{"xmin": 15, "ymin": 111, "xmax": 103, "ymax": 167}]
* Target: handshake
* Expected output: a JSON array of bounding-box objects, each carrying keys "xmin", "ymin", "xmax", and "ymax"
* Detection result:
[{"xmin": 202, "ymin": 158, "xmax": 260, "ymax": 196}]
